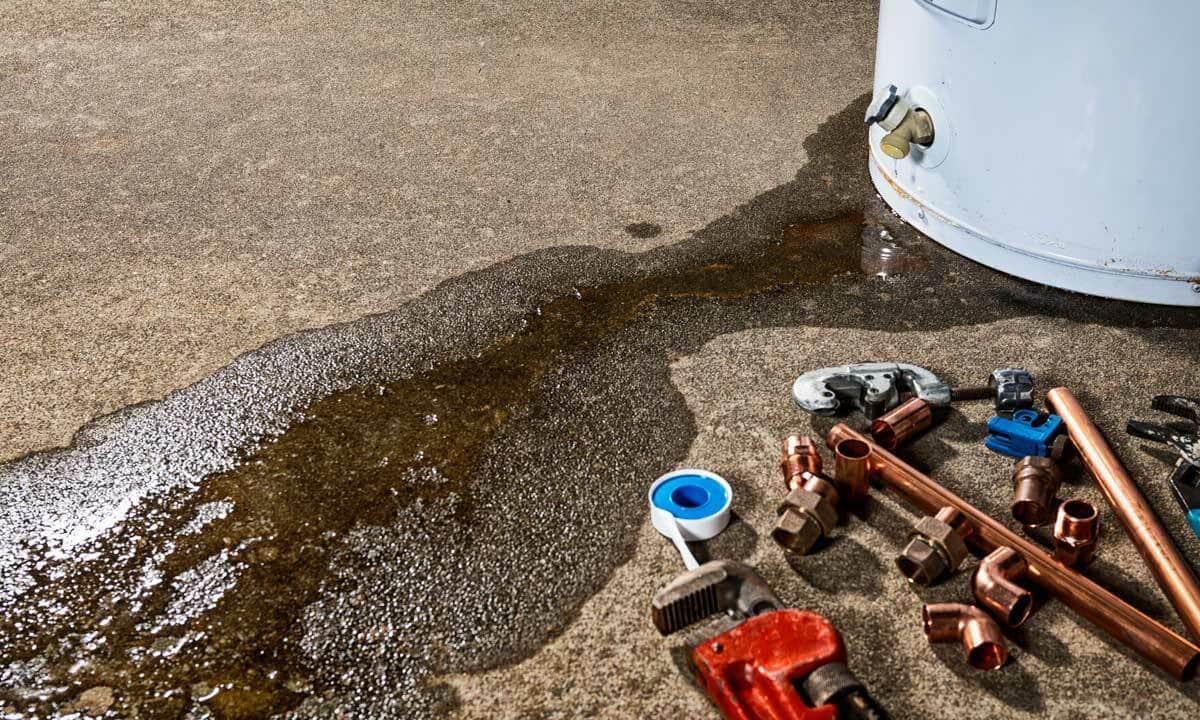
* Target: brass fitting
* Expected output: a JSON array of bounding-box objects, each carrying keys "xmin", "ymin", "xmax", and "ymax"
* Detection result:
[
  {"xmin": 880, "ymin": 109, "xmax": 935, "ymax": 160},
  {"xmin": 1011, "ymin": 456, "xmax": 1062, "ymax": 527},
  {"xmin": 870, "ymin": 397, "xmax": 933, "ymax": 450},
  {"xmin": 896, "ymin": 506, "xmax": 970, "ymax": 587},
  {"xmin": 922, "ymin": 603, "xmax": 1008, "ymax": 671},
  {"xmin": 972, "ymin": 546, "xmax": 1033, "ymax": 627},
  {"xmin": 833, "ymin": 438, "xmax": 870, "ymax": 503},
  {"xmin": 1054, "ymin": 497, "xmax": 1100, "ymax": 567},
  {"xmin": 773, "ymin": 472, "xmax": 839, "ymax": 555},
  {"xmin": 780, "ymin": 434, "xmax": 823, "ymax": 488}
]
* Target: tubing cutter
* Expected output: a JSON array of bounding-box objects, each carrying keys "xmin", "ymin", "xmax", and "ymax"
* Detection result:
[
  {"xmin": 792, "ymin": 363, "xmax": 1033, "ymax": 420},
  {"xmin": 1127, "ymin": 395, "xmax": 1200, "ymax": 538},
  {"xmin": 650, "ymin": 560, "xmax": 887, "ymax": 720}
]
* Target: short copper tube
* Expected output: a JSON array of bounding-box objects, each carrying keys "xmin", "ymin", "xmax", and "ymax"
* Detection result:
[
  {"xmin": 871, "ymin": 397, "xmax": 933, "ymax": 450},
  {"xmin": 833, "ymin": 438, "xmax": 870, "ymax": 503},
  {"xmin": 1011, "ymin": 456, "xmax": 1062, "ymax": 527},
  {"xmin": 972, "ymin": 547, "xmax": 1033, "ymax": 627},
  {"xmin": 1055, "ymin": 497, "xmax": 1100, "ymax": 567},
  {"xmin": 826, "ymin": 423, "xmax": 1200, "ymax": 680},
  {"xmin": 922, "ymin": 603, "xmax": 1008, "ymax": 671},
  {"xmin": 780, "ymin": 434, "xmax": 823, "ymax": 489},
  {"xmin": 1047, "ymin": 387, "xmax": 1200, "ymax": 645}
]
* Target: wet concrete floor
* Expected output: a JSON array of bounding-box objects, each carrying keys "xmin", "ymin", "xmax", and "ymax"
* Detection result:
[{"xmin": 4, "ymin": 92, "xmax": 1200, "ymax": 718}]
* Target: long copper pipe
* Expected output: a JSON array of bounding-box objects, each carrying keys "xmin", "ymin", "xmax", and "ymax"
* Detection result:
[
  {"xmin": 1046, "ymin": 387, "xmax": 1200, "ymax": 644},
  {"xmin": 827, "ymin": 423, "xmax": 1200, "ymax": 680}
]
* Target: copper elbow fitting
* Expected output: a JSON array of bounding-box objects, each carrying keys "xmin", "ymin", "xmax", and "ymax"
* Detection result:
[
  {"xmin": 1011, "ymin": 456, "xmax": 1062, "ymax": 527},
  {"xmin": 896, "ymin": 506, "xmax": 971, "ymax": 587},
  {"xmin": 922, "ymin": 603, "xmax": 1008, "ymax": 671},
  {"xmin": 870, "ymin": 397, "xmax": 933, "ymax": 450},
  {"xmin": 972, "ymin": 546, "xmax": 1033, "ymax": 627},
  {"xmin": 780, "ymin": 434, "xmax": 823, "ymax": 489},
  {"xmin": 773, "ymin": 472, "xmax": 839, "ymax": 555},
  {"xmin": 833, "ymin": 438, "xmax": 870, "ymax": 503},
  {"xmin": 1054, "ymin": 497, "xmax": 1100, "ymax": 567}
]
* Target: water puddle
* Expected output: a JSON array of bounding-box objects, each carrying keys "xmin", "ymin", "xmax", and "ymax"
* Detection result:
[{"xmin": 1, "ymin": 94, "xmax": 1194, "ymax": 719}]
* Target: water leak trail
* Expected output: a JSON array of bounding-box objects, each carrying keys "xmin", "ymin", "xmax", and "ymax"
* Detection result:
[{"xmin": 2, "ymin": 94, "xmax": 1198, "ymax": 719}]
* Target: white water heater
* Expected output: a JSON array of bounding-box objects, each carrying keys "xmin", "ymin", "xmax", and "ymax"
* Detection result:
[{"xmin": 867, "ymin": 0, "xmax": 1200, "ymax": 306}]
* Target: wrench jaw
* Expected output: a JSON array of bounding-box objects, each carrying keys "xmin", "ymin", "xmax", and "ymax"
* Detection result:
[{"xmin": 650, "ymin": 561, "xmax": 781, "ymax": 636}]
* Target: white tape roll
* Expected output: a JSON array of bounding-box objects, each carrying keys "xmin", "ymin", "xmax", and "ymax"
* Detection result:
[{"xmin": 648, "ymin": 469, "xmax": 732, "ymax": 569}]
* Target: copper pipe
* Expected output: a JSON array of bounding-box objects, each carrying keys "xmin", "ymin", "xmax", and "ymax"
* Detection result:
[
  {"xmin": 1011, "ymin": 456, "xmax": 1061, "ymax": 527},
  {"xmin": 826, "ymin": 423, "xmax": 1200, "ymax": 680},
  {"xmin": 871, "ymin": 397, "xmax": 933, "ymax": 450},
  {"xmin": 1047, "ymin": 387, "xmax": 1200, "ymax": 644},
  {"xmin": 1055, "ymin": 497, "xmax": 1100, "ymax": 567},
  {"xmin": 780, "ymin": 434, "xmax": 823, "ymax": 489},
  {"xmin": 922, "ymin": 603, "xmax": 1008, "ymax": 671},
  {"xmin": 972, "ymin": 547, "xmax": 1033, "ymax": 627},
  {"xmin": 833, "ymin": 438, "xmax": 870, "ymax": 502}
]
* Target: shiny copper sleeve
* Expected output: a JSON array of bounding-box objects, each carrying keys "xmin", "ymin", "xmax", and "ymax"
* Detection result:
[
  {"xmin": 826, "ymin": 422, "xmax": 1200, "ymax": 680},
  {"xmin": 1046, "ymin": 387, "xmax": 1200, "ymax": 645}
]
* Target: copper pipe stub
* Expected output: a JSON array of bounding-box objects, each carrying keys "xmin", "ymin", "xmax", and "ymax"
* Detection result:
[
  {"xmin": 1054, "ymin": 497, "xmax": 1100, "ymax": 567},
  {"xmin": 1012, "ymin": 456, "xmax": 1062, "ymax": 527},
  {"xmin": 833, "ymin": 438, "xmax": 870, "ymax": 503},
  {"xmin": 781, "ymin": 434, "xmax": 823, "ymax": 489},
  {"xmin": 871, "ymin": 397, "xmax": 934, "ymax": 450},
  {"xmin": 972, "ymin": 546, "xmax": 1033, "ymax": 627},
  {"xmin": 922, "ymin": 603, "xmax": 1008, "ymax": 671}
]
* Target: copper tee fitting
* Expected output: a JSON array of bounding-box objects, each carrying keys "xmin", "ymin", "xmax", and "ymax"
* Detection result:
[
  {"xmin": 871, "ymin": 397, "xmax": 933, "ymax": 450},
  {"xmin": 922, "ymin": 603, "xmax": 1008, "ymax": 671},
  {"xmin": 1012, "ymin": 456, "xmax": 1062, "ymax": 527},
  {"xmin": 833, "ymin": 438, "xmax": 870, "ymax": 503},
  {"xmin": 780, "ymin": 434, "xmax": 823, "ymax": 489},
  {"xmin": 896, "ymin": 506, "xmax": 970, "ymax": 587},
  {"xmin": 972, "ymin": 546, "xmax": 1033, "ymax": 627},
  {"xmin": 1055, "ymin": 497, "xmax": 1100, "ymax": 567}
]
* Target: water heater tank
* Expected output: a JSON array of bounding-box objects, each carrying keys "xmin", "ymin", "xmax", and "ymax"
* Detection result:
[{"xmin": 868, "ymin": 0, "xmax": 1200, "ymax": 305}]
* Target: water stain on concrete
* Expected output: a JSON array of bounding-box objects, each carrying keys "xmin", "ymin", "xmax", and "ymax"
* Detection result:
[{"xmin": 2, "ymin": 94, "xmax": 1198, "ymax": 719}]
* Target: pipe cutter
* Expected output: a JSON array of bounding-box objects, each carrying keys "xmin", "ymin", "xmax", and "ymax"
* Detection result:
[{"xmin": 650, "ymin": 560, "xmax": 886, "ymax": 720}]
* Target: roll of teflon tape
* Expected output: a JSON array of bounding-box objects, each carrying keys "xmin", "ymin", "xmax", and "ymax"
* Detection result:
[{"xmin": 649, "ymin": 469, "xmax": 732, "ymax": 542}]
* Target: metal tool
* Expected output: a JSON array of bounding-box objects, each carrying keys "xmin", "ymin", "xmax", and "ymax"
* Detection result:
[
  {"xmin": 651, "ymin": 561, "xmax": 887, "ymax": 719},
  {"xmin": 1127, "ymin": 395, "xmax": 1200, "ymax": 538},
  {"xmin": 984, "ymin": 410, "xmax": 1067, "ymax": 459},
  {"xmin": 792, "ymin": 363, "xmax": 951, "ymax": 419}
]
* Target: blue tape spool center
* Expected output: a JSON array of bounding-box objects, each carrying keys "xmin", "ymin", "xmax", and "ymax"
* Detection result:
[{"xmin": 651, "ymin": 474, "xmax": 729, "ymax": 521}]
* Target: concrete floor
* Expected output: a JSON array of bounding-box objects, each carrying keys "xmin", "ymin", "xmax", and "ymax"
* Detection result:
[{"xmin": 3, "ymin": 2, "xmax": 1200, "ymax": 719}]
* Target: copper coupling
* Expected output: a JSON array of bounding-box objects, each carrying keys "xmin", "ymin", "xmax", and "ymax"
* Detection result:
[
  {"xmin": 895, "ymin": 506, "xmax": 970, "ymax": 587},
  {"xmin": 780, "ymin": 434, "xmax": 823, "ymax": 483},
  {"xmin": 870, "ymin": 397, "xmax": 933, "ymax": 450},
  {"xmin": 774, "ymin": 435, "xmax": 838, "ymax": 555},
  {"xmin": 972, "ymin": 546, "xmax": 1033, "ymax": 627},
  {"xmin": 833, "ymin": 437, "xmax": 870, "ymax": 503},
  {"xmin": 1054, "ymin": 498, "xmax": 1100, "ymax": 567},
  {"xmin": 922, "ymin": 603, "xmax": 1008, "ymax": 671},
  {"xmin": 1011, "ymin": 456, "xmax": 1062, "ymax": 527}
]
